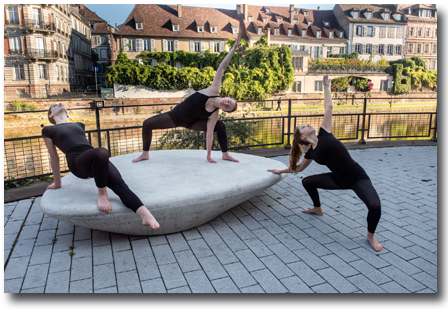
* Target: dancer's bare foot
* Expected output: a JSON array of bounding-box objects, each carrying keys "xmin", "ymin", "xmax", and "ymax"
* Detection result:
[
  {"xmin": 222, "ymin": 152, "xmax": 239, "ymax": 162},
  {"xmin": 136, "ymin": 206, "xmax": 160, "ymax": 229},
  {"xmin": 302, "ymin": 207, "xmax": 324, "ymax": 216},
  {"xmin": 132, "ymin": 151, "xmax": 149, "ymax": 163},
  {"xmin": 97, "ymin": 188, "xmax": 112, "ymax": 213},
  {"xmin": 367, "ymin": 232, "xmax": 383, "ymax": 252}
]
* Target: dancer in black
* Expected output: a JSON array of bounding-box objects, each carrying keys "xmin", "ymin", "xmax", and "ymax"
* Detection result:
[
  {"xmin": 42, "ymin": 103, "xmax": 159, "ymax": 229},
  {"xmin": 268, "ymin": 75, "xmax": 382, "ymax": 251},
  {"xmin": 133, "ymin": 35, "xmax": 242, "ymax": 164}
]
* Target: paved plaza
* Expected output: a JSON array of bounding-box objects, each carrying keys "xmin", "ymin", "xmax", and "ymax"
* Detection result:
[{"xmin": 4, "ymin": 145, "xmax": 437, "ymax": 293}]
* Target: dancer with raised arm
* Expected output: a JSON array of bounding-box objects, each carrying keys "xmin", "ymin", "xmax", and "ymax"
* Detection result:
[
  {"xmin": 268, "ymin": 75, "xmax": 382, "ymax": 251},
  {"xmin": 132, "ymin": 35, "xmax": 243, "ymax": 164},
  {"xmin": 42, "ymin": 103, "xmax": 160, "ymax": 229}
]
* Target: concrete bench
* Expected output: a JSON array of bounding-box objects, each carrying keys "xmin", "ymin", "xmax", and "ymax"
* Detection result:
[{"xmin": 40, "ymin": 150, "xmax": 287, "ymax": 235}]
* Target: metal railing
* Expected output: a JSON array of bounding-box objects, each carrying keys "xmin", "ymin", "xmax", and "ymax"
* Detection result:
[
  {"xmin": 26, "ymin": 48, "xmax": 58, "ymax": 59},
  {"xmin": 23, "ymin": 19, "xmax": 56, "ymax": 32},
  {"xmin": 4, "ymin": 97, "xmax": 437, "ymax": 183},
  {"xmin": 308, "ymin": 64, "xmax": 390, "ymax": 73}
]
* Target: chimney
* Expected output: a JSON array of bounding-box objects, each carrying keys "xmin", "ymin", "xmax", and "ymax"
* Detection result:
[
  {"xmin": 317, "ymin": 6, "xmax": 320, "ymax": 10},
  {"xmin": 290, "ymin": 4, "xmax": 294, "ymax": 24},
  {"xmin": 244, "ymin": 4, "xmax": 248, "ymax": 22},
  {"xmin": 177, "ymin": 4, "xmax": 182, "ymax": 18},
  {"xmin": 79, "ymin": 4, "xmax": 85, "ymax": 10}
]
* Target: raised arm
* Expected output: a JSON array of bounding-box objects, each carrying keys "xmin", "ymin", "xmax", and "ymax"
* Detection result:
[
  {"xmin": 209, "ymin": 35, "xmax": 242, "ymax": 91},
  {"xmin": 320, "ymin": 74, "xmax": 333, "ymax": 133},
  {"xmin": 43, "ymin": 137, "xmax": 62, "ymax": 189},
  {"xmin": 268, "ymin": 158, "xmax": 313, "ymax": 175}
]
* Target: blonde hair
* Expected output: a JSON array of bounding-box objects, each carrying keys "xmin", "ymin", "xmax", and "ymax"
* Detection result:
[{"xmin": 289, "ymin": 127, "xmax": 310, "ymax": 170}]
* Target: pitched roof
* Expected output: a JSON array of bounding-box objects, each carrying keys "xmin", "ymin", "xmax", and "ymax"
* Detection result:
[
  {"xmin": 81, "ymin": 5, "xmax": 114, "ymax": 34},
  {"xmin": 116, "ymin": 4, "xmax": 242, "ymax": 39},
  {"xmin": 242, "ymin": 5, "xmax": 346, "ymax": 40},
  {"xmin": 338, "ymin": 4, "xmax": 407, "ymax": 25}
]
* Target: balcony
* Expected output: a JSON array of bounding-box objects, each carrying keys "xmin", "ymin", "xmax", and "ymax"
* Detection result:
[
  {"xmin": 308, "ymin": 64, "xmax": 389, "ymax": 74},
  {"xmin": 26, "ymin": 49, "xmax": 58, "ymax": 60},
  {"xmin": 23, "ymin": 19, "xmax": 55, "ymax": 33}
]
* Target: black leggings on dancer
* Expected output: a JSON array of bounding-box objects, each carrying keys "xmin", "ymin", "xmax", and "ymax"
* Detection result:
[
  {"xmin": 70, "ymin": 147, "xmax": 143, "ymax": 212},
  {"xmin": 141, "ymin": 113, "xmax": 228, "ymax": 152},
  {"xmin": 302, "ymin": 173, "xmax": 381, "ymax": 233}
]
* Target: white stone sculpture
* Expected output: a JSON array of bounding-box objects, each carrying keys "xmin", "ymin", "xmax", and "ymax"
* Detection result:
[{"xmin": 40, "ymin": 150, "xmax": 287, "ymax": 235}]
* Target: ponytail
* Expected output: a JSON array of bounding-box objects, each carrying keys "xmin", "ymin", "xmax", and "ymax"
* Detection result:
[{"xmin": 289, "ymin": 127, "xmax": 309, "ymax": 170}]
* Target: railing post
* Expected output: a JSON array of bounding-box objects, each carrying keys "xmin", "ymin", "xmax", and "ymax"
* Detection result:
[
  {"xmin": 430, "ymin": 105, "xmax": 437, "ymax": 142},
  {"xmin": 358, "ymin": 96, "xmax": 367, "ymax": 145},
  {"xmin": 95, "ymin": 106, "xmax": 102, "ymax": 148},
  {"xmin": 284, "ymin": 98, "xmax": 292, "ymax": 149},
  {"xmin": 197, "ymin": 131, "xmax": 200, "ymax": 150}
]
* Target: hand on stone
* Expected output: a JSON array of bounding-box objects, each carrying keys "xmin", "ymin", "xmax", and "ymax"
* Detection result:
[
  {"xmin": 207, "ymin": 156, "xmax": 217, "ymax": 163},
  {"xmin": 47, "ymin": 182, "xmax": 61, "ymax": 190},
  {"xmin": 267, "ymin": 169, "xmax": 282, "ymax": 175}
]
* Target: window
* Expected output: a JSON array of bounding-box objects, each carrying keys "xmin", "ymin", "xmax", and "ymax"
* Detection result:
[
  {"xmin": 263, "ymin": 18, "xmax": 267, "ymax": 23},
  {"xmin": 316, "ymin": 31, "xmax": 321, "ymax": 38},
  {"xmin": 434, "ymin": 29, "xmax": 437, "ymax": 37},
  {"xmin": 409, "ymin": 27, "xmax": 414, "ymax": 36},
  {"xmin": 387, "ymin": 45, "xmax": 393, "ymax": 55},
  {"xmin": 304, "ymin": 11, "xmax": 308, "ymax": 16},
  {"xmin": 432, "ymin": 44, "xmax": 437, "ymax": 54},
  {"xmin": 173, "ymin": 24, "xmax": 179, "ymax": 32},
  {"xmin": 385, "ymin": 13, "xmax": 390, "ymax": 20},
  {"xmin": 417, "ymin": 44, "xmax": 421, "ymax": 53},
  {"xmin": 367, "ymin": 12, "xmax": 372, "ymax": 19},
  {"xmin": 302, "ymin": 30, "xmax": 306, "ymax": 37},
  {"xmin": 314, "ymin": 46, "xmax": 322, "ymax": 58},
  {"xmin": 355, "ymin": 44, "xmax": 361, "ymax": 53},
  {"xmin": 14, "ymin": 64, "xmax": 25, "ymax": 80},
  {"xmin": 396, "ymin": 14, "xmax": 401, "ymax": 20},
  {"xmin": 101, "ymin": 36, "xmax": 106, "ymax": 44},
  {"xmin": 366, "ymin": 44, "xmax": 372, "ymax": 54},
  {"xmin": 56, "ymin": 65, "xmax": 59, "ymax": 79},
  {"xmin": 213, "ymin": 42, "xmax": 221, "ymax": 53},
  {"xmin": 10, "ymin": 36, "xmax": 22, "ymax": 51},
  {"xmin": 266, "ymin": 9, "xmax": 271, "ymax": 14},
  {"xmin": 258, "ymin": 27, "xmax": 263, "ymax": 34},
  {"xmin": 288, "ymin": 29, "xmax": 292, "ymax": 36},
  {"xmin": 408, "ymin": 43, "xmax": 414, "ymax": 53},
  {"xmin": 167, "ymin": 40, "xmax": 174, "ymax": 52},
  {"xmin": 136, "ymin": 23, "xmax": 142, "ymax": 30},
  {"xmin": 380, "ymin": 80, "xmax": 388, "ymax": 91},
  {"xmin": 424, "ymin": 44, "xmax": 429, "ymax": 53},
  {"xmin": 91, "ymin": 23, "xmax": 96, "ymax": 30},
  {"xmin": 379, "ymin": 26, "xmax": 386, "ymax": 38},
  {"xmin": 315, "ymin": 81, "xmax": 323, "ymax": 92},
  {"xmin": 430, "ymin": 60, "xmax": 436, "ymax": 70},
  {"xmin": 299, "ymin": 45, "xmax": 306, "ymax": 51},
  {"xmin": 356, "ymin": 26, "xmax": 362, "ymax": 36},
  {"xmin": 292, "ymin": 57, "xmax": 303, "ymax": 70},
  {"xmin": 418, "ymin": 28, "xmax": 422, "ymax": 37},
  {"xmin": 353, "ymin": 11, "xmax": 359, "ymax": 19},
  {"xmin": 128, "ymin": 39, "xmax": 135, "ymax": 51},
  {"xmin": 274, "ymin": 29, "xmax": 279, "ymax": 35},
  {"xmin": 211, "ymin": 26, "xmax": 217, "ymax": 33},
  {"xmin": 367, "ymin": 26, "xmax": 373, "ymax": 36},
  {"xmin": 396, "ymin": 45, "xmax": 402, "ymax": 55},
  {"xmin": 249, "ymin": 16, "xmax": 253, "ymax": 22},
  {"xmin": 308, "ymin": 21, "xmax": 312, "ymax": 26},
  {"xmin": 277, "ymin": 19, "xmax": 282, "ymax": 23},
  {"xmin": 408, "ymin": 8, "xmax": 412, "ymax": 15},
  {"xmin": 340, "ymin": 47, "xmax": 345, "ymax": 54},
  {"xmin": 388, "ymin": 27, "xmax": 395, "ymax": 38},
  {"xmin": 329, "ymin": 31, "xmax": 333, "ymax": 38},
  {"xmin": 293, "ymin": 81, "xmax": 302, "ymax": 92},
  {"xmin": 324, "ymin": 22, "xmax": 329, "ymax": 27},
  {"xmin": 100, "ymin": 49, "xmax": 108, "ymax": 59},
  {"xmin": 326, "ymin": 47, "xmax": 332, "ymax": 57},
  {"xmin": 426, "ymin": 28, "xmax": 430, "ymax": 37},
  {"xmin": 194, "ymin": 41, "xmax": 200, "ymax": 52},
  {"xmin": 33, "ymin": 8, "xmax": 41, "ymax": 26},
  {"xmin": 233, "ymin": 27, "xmax": 238, "ymax": 34},
  {"xmin": 378, "ymin": 45, "xmax": 384, "ymax": 54},
  {"xmin": 9, "ymin": 7, "xmax": 19, "ymax": 22},
  {"xmin": 198, "ymin": 26, "xmax": 204, "ymax": 33},
  {"xmin": 339, "ymin": 31, "xmax": 344, "ymax": 38},
  {"xmin": 294, "ymin": 20, "xmax": 298, "ymax": 24}
]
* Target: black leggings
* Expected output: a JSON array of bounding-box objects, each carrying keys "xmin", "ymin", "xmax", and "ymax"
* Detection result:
[
  {"xmin": 141, "ymin": 113, "xmax": 228, "ymax": 152},
  {"xmin": 302, "ymin": 173, "xmax": 381, "ymax": 233},
  {"xmin": 70, "ymin": 147, "xmax": 144, "ymax": 212}
]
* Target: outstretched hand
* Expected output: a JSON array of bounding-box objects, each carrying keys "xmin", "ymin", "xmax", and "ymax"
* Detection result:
[
  {"xmin": 233, "ymin": 34, "xmax": 242, "ymax": 51},
  {"xmin": 267, "ymin": 169, "xmax": 282, "ymax": 175},
  {"xmin": 323, "ymin": 74, "xmax": 331, "ymax": 87}
]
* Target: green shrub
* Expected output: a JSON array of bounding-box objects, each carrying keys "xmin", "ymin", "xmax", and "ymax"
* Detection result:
[
  {"xmin": 411, "ymin": 56, "xmax": 427, "ymax": 70},
  {"xmin": 390, "ymin": 58, "xmax": 416, "ymax": 70}
]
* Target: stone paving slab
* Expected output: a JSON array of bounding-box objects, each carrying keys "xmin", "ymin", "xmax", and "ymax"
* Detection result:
[{"xmin": 3, "ymin": 146, "xmax": 437, "ymax": 293}]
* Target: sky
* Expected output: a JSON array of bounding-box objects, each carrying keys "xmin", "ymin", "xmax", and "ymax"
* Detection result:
[{"xmin": 84, "ymin": 3, "xmax": 335, "ymax": 27}]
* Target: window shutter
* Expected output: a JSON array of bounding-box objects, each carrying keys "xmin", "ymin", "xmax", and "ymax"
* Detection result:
[
  {"xmin": 220, "ymin": 41, "xmax": 224, "ymax": 52},
  {"xmin": 190, "ymin": 40, "xmax": 194, "ymax": 52},
  {"xmin": 4, "ymin": 37, "xmax": 9, "ymax": 55},
  {"xmin": 174, "ymin": 40, "xmax": 178, "ymax": 52},
  {"xmin": 150, "ymin": 39, "xmax": 155, "ymax": 52},
  {"xmin": 372, "ymin": 27, "xmax": 376, "ymax": 37},
  {"xmin": 123, "ymin": 38, "xmax": 128, "ymax": 51},
  {"xmin": 372, "ymin": 44, "xmax": 378, "ymax": 55},
  {"xmin": 136, "ymin": 39, "xmax": 143, "ymax": 51},
  {"xmin": 201, "ymin": 41, "xmax": 205, "ymax": 53},
  {"xmin": 319, "ymin": 47, "xmax": 323, "ymax": 58},
  {"xmin": 162, "ymin": 39, "xmax": 167, "ymax": 51},
  {"xmin": 362, "ymin": 26, "xmax": 367, "ymax": 37},
  {"xmin": 361, "ymin": 44, "xmax": 366, "ymax": 54},
  {"xmin": 309, "ymin": 46, "xmax": 312, "ymax": 58}
]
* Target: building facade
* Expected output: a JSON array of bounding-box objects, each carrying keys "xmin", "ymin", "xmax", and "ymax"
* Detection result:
[
  {"xmin": 113, "ymin": 4, "xmax": 241, "ymax": 67},
  {"xmin": 334, "ymin": 4, "xmax": 406, "ymax": 62},
  {"xmin": 80, "ymin": 5, "xmax": 115, "ymax": 86},
  {"xmin": 238, "ymin": 5, "xmax": 348, "ymax": 59},
  {"xmin": 397, "ymin": 4, "xmax": 437, "ymax": 70}
]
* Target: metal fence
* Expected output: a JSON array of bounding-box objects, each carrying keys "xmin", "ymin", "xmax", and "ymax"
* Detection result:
[{"xmin": 4, "ymin": 97, "xmax": 437, "ymax": 183}]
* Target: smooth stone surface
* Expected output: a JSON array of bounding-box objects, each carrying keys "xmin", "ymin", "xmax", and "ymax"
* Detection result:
[{"xmin": 40, "ymin": 150, "xmax": 287, "ymax": 235}]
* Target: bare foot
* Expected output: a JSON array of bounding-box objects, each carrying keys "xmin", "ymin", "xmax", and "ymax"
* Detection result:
[
  {"xmin": 367, "ymin": 233, "xmax": 383, "ymax": 252},
  {"xmin": 98, "ymin": 195, "xmax": 112, "ymax": 213},
  {"xmin": 132, "ymin": 152, "xmax": 149, "ymax": 163},
  {"xmin": 302, "ymin": 207, "xmax": 324, "ymax": 216},
  {"xmin": 222, "ymin": 152, "xmax": 239, "ymax": 162},
  {"xmin": 136, "ymin": 206, "xmax": 160, "ymax": 229}
]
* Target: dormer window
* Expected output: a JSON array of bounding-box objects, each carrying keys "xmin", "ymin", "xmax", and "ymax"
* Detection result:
[
  {"xmin": 396, "ymin": 14, "xmax": 401, "ymax": 21},
  {"xmin": 353, "ymin": 11, "xmax": 359, "ymax": 18},
  {"xmin": 233, "ymin": 27, "xmax": 239, "ymax": 34},
  {"xmin": 211, "ymin": 26, "xmax": 217, "ymax": 34},
  {"xmin": 266, "ymin": 9, "xmax": 271, "ymax": 14},
  {"xmin": 91, "ymin": 24, "xmax": 96, "ymax": 30},
  {"xmin": 324, "ymin": 22, "xmax": 329, "ymax": 27},
  {"xmin": 277, "ymin": 18, "xmax": 282, "ymax": 23},
  {"xmin": 173, "ymin": 24, "xmax": 179, "ymax": 32},
  {"xmin": 339, "ymin": 31, "xmax": 344, "ymax": 38},
  {"xmin": 274, "ymin": 28, "xmax": 279, "ymax": 35},
  {"xmin": 258, "ymin": 27, "xmax": 262, "ymax": 34},
  {"xmin": 308, "ymin": 21, "xmax": 312, "ymax": 26},
  {"xmin": 288, "ymin": 29, "xmax": 292, "ymax": 36},
  {"xmin": 198, "ymin": 26, "xmax": 204, "ymax": 33},
  {"xmin": 329, "ymin": 31, "xmax": 333, "ymax": 38},
  {"xmin": 136, "ymin": 22, "xmax": 142, "ymax": 30},
  {"xmin": 249, "ymin": 16, "xmax": 253, "ymax": 22},
  {"xmin": 384, "ymin": 13, "xmax": 390, "ymax": 20},
  {"xmin": 316, "ymin": 31, "xmax": 321, "ymax": 38},
  {"xmin": 304, "ymin": 11, "xmax": 308, "ymax": 16},
  {"xmin": 263, "ymin": 18, "xmax": 267, "ymax": 23},
  {"xmin": 294, "ymin": 20, "xmax": 298, "ymax": 24},
  {"xmin": 367, "ymin": 11, "xmax": 372, "ymax": 19},
  {"xmin": 294, "ymin": 10, "xmax": 297, "ymax": 14},
  {"xmin": 302, "ymin": 30, "xmax": 306, "ymax": 37}
]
